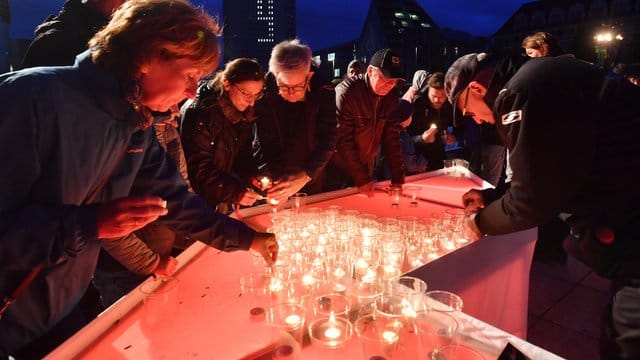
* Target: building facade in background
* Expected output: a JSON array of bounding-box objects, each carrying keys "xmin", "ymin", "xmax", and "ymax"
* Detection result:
[
  {"xmin": 492, "ymin": 0, "xmax": 640, "ymax": 67},
  {"xmin": 314, "ymin": 0, "xmax": 484, "ymax": 82},
  {"xmin": 222, "ymin": 0, "xmax": 295, "ymax": 68}
]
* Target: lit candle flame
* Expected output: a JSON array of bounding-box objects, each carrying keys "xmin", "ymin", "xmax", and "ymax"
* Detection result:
[
  {"xmin": 430, "ymin": 123, "xmax": 437, "ymax": 129},
  {"xmin": 285, "ymin": 314, "xmax": 301, "ymax": 326},
  {"xmin": 382, "ymin": 330, "xmax": 398, "ymax": 344}
]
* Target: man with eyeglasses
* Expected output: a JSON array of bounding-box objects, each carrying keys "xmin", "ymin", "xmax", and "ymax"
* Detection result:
[
  {"xmin": 255, "ymin": 39, "xmax": 337, "ymax": 201},
  {"xmin": 329, "ymin": 48, "xmax": 408, "ymax": 196},
  {"xmin": 445, "ymin": 52, "xmax": 640, "ymax": 359}
]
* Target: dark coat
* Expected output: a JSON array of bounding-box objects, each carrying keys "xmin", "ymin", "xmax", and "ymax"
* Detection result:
[
  {"xmin": 21, "ymin": 0, "xmax": 107, "ymax": 69},
  {"xmin": 181, "ymin": 83, "xmax": 263, "ymax": 210},
  {"xmin": 333, "ymin": 74, "xmax": 406, "ymax": 186},
  {"xmin": 255, "ymin": 71, "xmax": 337, "ymax": 193},
  {"xmin": 477, "ymin": 55, "xmax": 640, "ymax": 272}
]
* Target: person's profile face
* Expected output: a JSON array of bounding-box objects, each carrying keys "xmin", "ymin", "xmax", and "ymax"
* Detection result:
[
  {"xmin": 348, "ymin": 65, "xmax": 363, "ymax": 77},
  {"xmin": 368, "ymin": 66, "xmax": 399, "ymax": 96},
  {"xmin": 138, "ymin": 59, "xmax": 204, "ymax": 112},
  {"xmin": 525, "ymin": 46, "xmax": 547, "ymax": 58},
  {"xmin": 225, "ymin": 79, "xmax": 265, "ymax": 112},
  {"xmin": 427, "ymin": 87, "xmax": 446, "ymax": 110}
]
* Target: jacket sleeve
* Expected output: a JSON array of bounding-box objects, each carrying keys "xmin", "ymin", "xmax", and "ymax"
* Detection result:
[
  {"xmin": 0, "ymin": 81, "xmax": 98, "ymax": 271},
  {"xmin": 476, "ymin": 89, "xmax": 595, "ymax": 235},
  {"xmin": 181, "ymin": 107, "xmax": 245, "ymax": 207},
  {"xmin": 130, "ymin": 134, "xmax": 256, "ymax": 251},
  {"xmin": 255, "ymin": 97, "xmax": 284, "ymax": 177},
  {"xmin": 233, "ymin": 123, "xmax": 264, "ymax": 181},
  {"xmin": 382, "ymin": 116, "xmax": 406, "ymax": 185},
  {"xmin": 305, "ymin": 87, "xmax": 338, "ymax": 179},
  {"xmin": 335, "ymin": 84, "xmax": 371, "ymax": 186},
  {"xmin": 100, "ymin": 233, "xmax": 159, "ymax": 275}
]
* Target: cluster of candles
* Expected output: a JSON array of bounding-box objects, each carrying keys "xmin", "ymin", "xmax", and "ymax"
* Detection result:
[{"xmin": 241, "ymin": 204, "xmax": 473, "ymax": 356}]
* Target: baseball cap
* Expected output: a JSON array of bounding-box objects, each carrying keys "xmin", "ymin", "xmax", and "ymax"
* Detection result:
[
  {"xmin": 444, "ymin": 52, "xmax": 491, "ymax": 110},
  {"xmin": 369, "ymin": 48, "xmax": 404, "ymax": 80}
]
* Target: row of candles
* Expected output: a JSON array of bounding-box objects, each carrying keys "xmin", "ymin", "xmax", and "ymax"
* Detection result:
[{"xmin": 241, "ymin": 204, "xmax": 476, "ymax": 358}]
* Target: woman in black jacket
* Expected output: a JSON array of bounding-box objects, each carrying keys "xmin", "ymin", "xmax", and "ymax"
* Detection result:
[{"xmin": 181, "ymin": 58, "xmax": 266, "ymax": 213}]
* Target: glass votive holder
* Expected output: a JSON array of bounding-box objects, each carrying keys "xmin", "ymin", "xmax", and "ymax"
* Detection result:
[
  {"xmin": 425, "ymin": 290, "xmax": 464, "ymax": 312},
  {"xmin": 348, "ymin": 281, "xmax": 384, "ymax": 308},
  {"xmin": 355, "ymin": 314, "xmax": 420, "ymax": 360},
  {"xmin": 415, "ymin": 311, "xmax": 458, "ymax": 356},
  {"xmin": 431, "ymin": 344, "xmax": 484, "ymax": 360},
  {"xmin": 139, "ymin": 276, "xmax": 180, "ymax": 329},
  {"xmin": 308, "ymin": 314, "xmax": 353, "ymax": 349},
  {"xmin": 443, "ymin": 159, "xmax": 454, "ymax": 175},
  {"xmin": 404, "ymin": 185, "xmax": 422, "ymax": 207},
  {"xmin": 239, "ymin": 271, "xmax": 271, "ymax": 314},
  {"xmin": 389, "ymin": 187, "xmax": 402, "ymax": 208},
  {"xmin": 266, "ymin": 303, "xmax": 306, "ymax": 358},
  {"xmin": 290, "ymin": 192, "xmax": 307, "ymax": 213},
  {"xmin": 313, "ymin": 293, "xmax": 351, "ymax": 318}
]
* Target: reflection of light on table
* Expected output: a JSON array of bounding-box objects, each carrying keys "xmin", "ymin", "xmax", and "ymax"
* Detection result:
[
  {"xmin": 302, "ymin": 274, "xmax": 315, "ymax": 286},
  {"xmin": 382, "ymin": 330, "xmax": 399, "ymax": 343},
  {"xmin": 285, "ymin": 314, "xmax": 301, "ymax": 326}
]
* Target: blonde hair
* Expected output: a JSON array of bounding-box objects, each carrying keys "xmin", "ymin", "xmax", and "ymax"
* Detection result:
[
  {"xmin": 89, "ymin": 0, "xmax": 221, "ymax": 80},
  {"xmin": 268, "ymin": 39, "xmax": 314, "ymax": 75}
]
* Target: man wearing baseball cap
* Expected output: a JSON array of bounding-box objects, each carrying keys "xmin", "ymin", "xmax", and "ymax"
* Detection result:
[
  {"xmin": 329, "ymin": 48, "xmax": 409, "ymax": 195},
  {"xmin": 446, "ymin": 52, "xmax": 640, "ymax": 358}
]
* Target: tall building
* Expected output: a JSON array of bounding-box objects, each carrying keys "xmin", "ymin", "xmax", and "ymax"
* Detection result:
[
  {"xmin": 223, "ymin": 0, "xmax": 295, "ymax": 68},
  {"xmin": 314, "ymin": 0, "xmax": 484, "ymax": 81}
]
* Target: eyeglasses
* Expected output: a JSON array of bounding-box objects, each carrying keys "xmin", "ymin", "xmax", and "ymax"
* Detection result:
[
  {"xmin": 232, "ymin": 84, "xmax": 264, "ymax": 102},
  {"xmin": 276, "ymin": 78, "xmax": 308, "ymax": 94}
]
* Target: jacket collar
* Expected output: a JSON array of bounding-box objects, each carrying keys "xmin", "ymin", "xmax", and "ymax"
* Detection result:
[{"xmin": 75, "ymin": 50, "xmax": 176, "ymax": 130}]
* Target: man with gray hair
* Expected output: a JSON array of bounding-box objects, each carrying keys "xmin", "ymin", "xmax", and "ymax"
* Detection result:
[
  {"xmin": 446, "ymin": 52, "xmax": 640, "ymax": 359},
  {"xmin": 255, "ymin": 39, "xmax": 337, "ymax": 199}
]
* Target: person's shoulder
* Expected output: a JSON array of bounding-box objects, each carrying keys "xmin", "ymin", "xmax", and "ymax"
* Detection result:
[
  {"xmin": 336, "ymin": 74, "xmax": 365, "ymax": 95},
  {"xmin": 0, "ymin": 66, "xmax": 73, "ymax": 96}
]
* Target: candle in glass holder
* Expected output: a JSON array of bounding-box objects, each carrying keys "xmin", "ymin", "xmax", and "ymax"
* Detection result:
[
  {"xmin": 308, "ymin": 313, "xmax": 353, "ymax": 349},
  {"xmin": 302, "ymin": 274, "xmax": 315, "ymax": 286},
  {"xmin": 269, "ymin": 278, "xmax": 284, "ymax": 293},
  {"xmin": 285, "ymin": 314, "xmax": 302, "ymax": 327},
  {"xmin": 260, "ymin": 176, "xmax": 272, "ymax": 189},
  {"xmin": 430, "ymin": 123, "xmax": 437, "ymax": 129}
]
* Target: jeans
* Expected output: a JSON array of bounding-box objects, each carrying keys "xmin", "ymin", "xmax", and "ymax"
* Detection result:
[{"xmin": 601, "ymin": 283, "xmax": 640, "ymax": 359}]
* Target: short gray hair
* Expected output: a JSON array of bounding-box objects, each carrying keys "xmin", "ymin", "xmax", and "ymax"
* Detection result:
[{"xmin": 268, "ymin": 39, "xmax": 315, "ymax": 74}]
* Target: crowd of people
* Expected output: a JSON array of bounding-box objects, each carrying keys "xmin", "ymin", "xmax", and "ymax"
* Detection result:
[{"xmin": 0, "ymin": 1, "xmax": 639, "ymax": 359}]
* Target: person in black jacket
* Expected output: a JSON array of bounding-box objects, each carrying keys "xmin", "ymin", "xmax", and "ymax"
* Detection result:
[
  {"xmin": 255, "ymin": 39, "xmax": 337, "ymax": 201},
  {"xmin": 21, "ymin": 0, "xmax": 126, "ymax": 69},
  {"xmin": 446, "ymin": 53, "xmax": 640, "ymax": 359},
  {"xmin": 181, "ymin": 58, "xmax": 266, "ymax": 213},
  {"xmin": 331, "ymin": 48, "xmax": 407, "ymax": 196}
]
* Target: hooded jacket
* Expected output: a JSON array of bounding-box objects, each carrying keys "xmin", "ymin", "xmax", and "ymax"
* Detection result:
[{"xmin": 0, "ymin": 51, "xmax": 256, "ymax": 355}]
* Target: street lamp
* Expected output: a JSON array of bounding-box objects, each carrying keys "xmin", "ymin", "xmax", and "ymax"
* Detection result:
[{"xmin": 594, "ymin": 28, "xmax": 623, "ymax": 67}]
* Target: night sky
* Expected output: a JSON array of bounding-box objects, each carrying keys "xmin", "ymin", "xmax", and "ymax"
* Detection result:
[{"xmin": 9, "ymin": 0, "xmax": 532, "ymax": 50}]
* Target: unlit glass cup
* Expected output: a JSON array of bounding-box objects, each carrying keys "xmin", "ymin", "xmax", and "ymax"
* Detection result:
[
  {"xmin": 415, "ymin": 311, "xmax": 458, "ymax": 356},
  {"xmin": 404, "ymin": 185, "xmax": 422, "ymax": 207},
  {"xmin": 443, "ymin": 159, "xmax": 454, "ymax": 175},
  {"xmin": 426, "ymin": 290, "xmax": 464, "ymax": 312},
  {"xmin": 431, "ymin": 344, "xmax": 484, "ymax": 360},
  {"xmin": 290, "ymin": 192, "xmax": 307, "ymax": 213},
  {"xmin": 389, "ymin": 187, "xmax": 402, "ymax": 208},
  {"xmin": 140, "ymin": 276, "xmax": 180, "ymax": 327}
]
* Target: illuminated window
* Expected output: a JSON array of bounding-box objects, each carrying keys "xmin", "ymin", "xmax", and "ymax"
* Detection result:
[
  {"xmin": 409, "ymin": 14, "xmax": 419, "ymax": 20},
  {"xmin": 394, "ymin": 12, "xmax": 405, "ymax": 18},
  {"xmin": 420, "ymin": 22, "xmax": 431, "ymax": 28},
  {"xmin": 401, "ymin": 20, "xmax": 408, "ymax": 27},
  {"xmin": 327, "ymin": 53, "xmax": 335, "ymax": 61},
  {"xmin": 313, "ymin": 55, "xmax": 321, "ymax": 63},
  {"xmin": 334, "ymin": 69, "xmax": 341, "ymax": 77}
]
